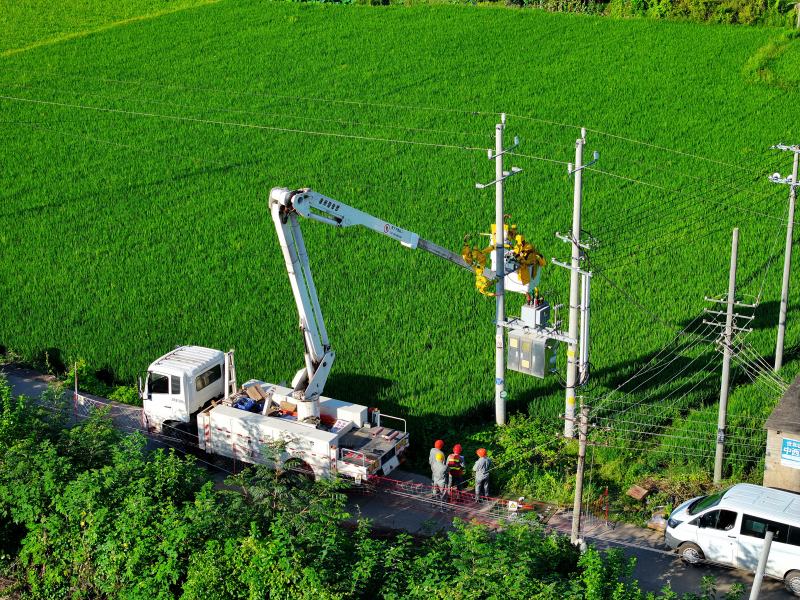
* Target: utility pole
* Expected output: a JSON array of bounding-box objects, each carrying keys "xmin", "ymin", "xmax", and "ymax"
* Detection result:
[
  {"xmin": 715, "ymin": 228, "xmax": 739, "ymax": 484},
  {"xmin": 475, "ymin": 114, "xmax": 521, "ymax": 426},
  {"xmin": 563, "ymin": 130, "xmax": 599, "ymax": 437},
  {"xmin": 495, "ymin": 116, "xmax": 507, "ymax": 426},
  {"xmin": 564, "ymin": 130, "xmax": 585, "ymax": 438},
  {"xmin": 749, "ymin": 530, "xmax": 775, "ymax": 600},
  {"xmin": 703, "ymin": 228, "xmax": 754, "ymax": 483},
  {"xmin": 770, "ymin": 144, "xmax": 800, "ymax": 372},
  {"xmin": 571, "ymin": 403, "xmax": 589, "ymax": 545}
]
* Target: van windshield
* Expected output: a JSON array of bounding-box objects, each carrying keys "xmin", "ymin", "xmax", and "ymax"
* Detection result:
[{"xmin": 687, "ymin": 490, "xmax": 726, "ymax": 515}]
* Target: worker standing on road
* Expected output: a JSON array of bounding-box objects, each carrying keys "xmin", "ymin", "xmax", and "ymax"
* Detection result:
[
  {"xmin": 446, "ymin": 444, "xmax": 465, "ymax": 491},
  {"xmin": 473, "ymin": 448, "xmax": 492, "ymax": 502},
  {"xmin": 431, "ymin": 451, "xmax": 448, "ymax": 500},
  {"xmin": 429, "ymin": 439, "xmax": 445, "ymax": 473}
]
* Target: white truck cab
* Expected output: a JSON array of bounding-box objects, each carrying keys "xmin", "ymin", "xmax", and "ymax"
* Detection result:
[{"xmin": 142, "ymin": 346, "xmax": 226, "ymax": 433}]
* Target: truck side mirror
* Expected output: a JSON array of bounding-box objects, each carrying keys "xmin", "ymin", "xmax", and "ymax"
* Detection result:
[{"xmin": 138, "ymin": 376, "xmax": 143, "ymax": 399}]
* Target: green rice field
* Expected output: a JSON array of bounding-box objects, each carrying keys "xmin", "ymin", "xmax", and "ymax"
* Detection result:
[{"xmin": 2, "ymin": 0, "xmax": 799, "ymax": 488}]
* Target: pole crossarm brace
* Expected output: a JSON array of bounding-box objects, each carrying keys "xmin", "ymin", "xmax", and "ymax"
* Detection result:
[
  {"xmin": 487, "ymin": 135, "xmax": 519, "ymax": 160},
  {"xmin": 769, "ymin": 173, "xmax": 799, "ymax": 187},
  {"xmin": 476, "ymin": 166, "xmax": 523, "ymax": 189},
  {"xmin": 555, "ymin": 232, "xmax": 594, "ymax": 251},
  {"xmin": 568, "ymin": 150, "xmax": 599, "ymax": 176},
  {"xmin": 771, "ymin": 143, "xmax": 800, "ymax": 153},
  {"xmin": 702, "ymin": 319, "xmax": 754, "ymax": 334},
  {"xmin": 497, "ymin": 318, "xmax": 578, "ymax": 345},
  {"xmin": 704, "ymin": 308, "xmax": 755, "ymax": 320},
  {"xmin": 703, "ymin": 295, "xmax": 758, "ymax": 309},
  {"xmin": 551, "ymin": 258, "xmax": 593, "ymax": 278}
]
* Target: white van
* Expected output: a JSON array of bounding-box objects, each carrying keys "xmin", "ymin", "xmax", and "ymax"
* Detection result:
[{"xmin": 666, "ymin": 483, "xmax": 800, "ymax": 595}]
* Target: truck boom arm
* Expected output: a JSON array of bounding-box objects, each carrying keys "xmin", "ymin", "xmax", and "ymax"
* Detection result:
[
  {"xmin": 272, "ymin": 188, "xmax": 483, "ymax": 275},
  {"xmin": 269, "ymin": 187, "xmax": 494, "ymax": 411}
]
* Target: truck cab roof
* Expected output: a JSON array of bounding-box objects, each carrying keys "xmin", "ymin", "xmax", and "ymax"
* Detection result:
[{"xmin": 148, "ymin": 346, "xmax": 224, "ymax": 378}]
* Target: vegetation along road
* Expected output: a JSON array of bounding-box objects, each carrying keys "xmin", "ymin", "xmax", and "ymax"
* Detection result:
[
  {"xmin": 2, "ymin": 367, "xmax": 792, "ymax": 597},
  {"xmin": 2, "ymin": 0, "xmax": 800, "ymax": 596}
]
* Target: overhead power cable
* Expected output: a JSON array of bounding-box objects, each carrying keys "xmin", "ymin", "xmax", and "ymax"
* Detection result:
[
  {"xmin": 2, "ymin": 81, "xmax": 494, "ymax": 142},
  {"xmin": 0, "ymin": 94, "xmax": 490, "ymax": 153}
]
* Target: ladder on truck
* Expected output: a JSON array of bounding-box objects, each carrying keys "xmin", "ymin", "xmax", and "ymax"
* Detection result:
[{"xmin": 223, "ymin": 350, "xmax": 237, "ymax": 400}]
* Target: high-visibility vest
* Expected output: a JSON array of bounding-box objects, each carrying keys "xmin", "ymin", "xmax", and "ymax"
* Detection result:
[{"xmin": 446, "ymin": 454, "xmax": 464, "ymax": 476}]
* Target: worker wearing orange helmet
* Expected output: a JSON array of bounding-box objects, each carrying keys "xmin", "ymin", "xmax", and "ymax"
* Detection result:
[
  {"xmin": 446, "ymin": 444, "xmax": 466, "ymax": 491},
  {"xmin": 429, "ymin": 439, "xmax": 445, "ymax": 474},
  {"xmin": 473, "ymin": 448, "xmax": 493, "ymax": 501}
]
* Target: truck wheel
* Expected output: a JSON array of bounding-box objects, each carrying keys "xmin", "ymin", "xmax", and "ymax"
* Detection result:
[
  {"xmin": 281, "ymin": 459, "xmax": 315, "ymax": 483},
  {"xmin": 785, "ymin": 570, "xmax": 800, "ymax": 596},
  {"xmin": 678, "ymin": 542, "xmax": 704, "ymax": 565},
  {"xmin": 162, "ymin": 421, "xmax": 194, "ymax": 447}
]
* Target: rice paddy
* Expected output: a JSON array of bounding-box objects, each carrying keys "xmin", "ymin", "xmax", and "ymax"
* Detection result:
[{"xmin": 2, "ymin": 0, "xmax": 799, "ymax": 483}]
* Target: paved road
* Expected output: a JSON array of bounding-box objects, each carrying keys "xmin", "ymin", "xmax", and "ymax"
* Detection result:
[
  {"xmin": 2, "ymin": 366, "xmax": 793, "ymax": 598},
  {"xmin": 3, "ymin": 366, "xmax": 54, "ymax": 398},
  {"xmin": 589, "ymin": 533, "xmax": 787, "ymax": 598},
  {"xmin": 350, "ymin": 488, "xmax": 791, "ymax": 597}
]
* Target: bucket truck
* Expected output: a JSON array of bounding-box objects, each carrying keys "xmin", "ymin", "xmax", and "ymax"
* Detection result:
[{"xmin": 140, "ymin": 187, "xmax": 516, "ymax": 481}]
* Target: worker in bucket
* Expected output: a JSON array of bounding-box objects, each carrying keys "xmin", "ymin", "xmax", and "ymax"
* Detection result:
[
  {"xmin": 473, "ymin": 448, "xmax": 492, "ymax": 502},
  {"xmin": 429, "ymin": 439, "xmax": 445, "ymax": 474},
  {"xmin": 431, "ymin": 451, "xmax": 448, "ymax": 500},
  {"xmin": 446, "ymin": 444, "xmax": 466, "ymax": 492}
]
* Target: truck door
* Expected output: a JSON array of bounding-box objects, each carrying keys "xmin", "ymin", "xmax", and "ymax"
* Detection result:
[
  {"xmin": 696, "ymin": 509, "xmax": 738, "ymax": 566},
  {"xmin": 146, "ymin": 372, "xmax": 171, "ymax": 421},
  {"xmin": 168, "ymin": 375, "xmax": 186, "ymax": 422}
]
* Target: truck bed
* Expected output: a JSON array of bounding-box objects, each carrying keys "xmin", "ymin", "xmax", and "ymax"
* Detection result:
[{"xmin": 339, "ymin": 426, "xmax": 408, "ymax": 468}]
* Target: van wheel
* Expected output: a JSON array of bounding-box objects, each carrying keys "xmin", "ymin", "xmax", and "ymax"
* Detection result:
[
  {"xmin": 678, "ymin": 542, "xmax": 704, "ymax": 565},
  {"xmin": 785, "ymin": 570, "xmax": 800, "ymax": 596}
]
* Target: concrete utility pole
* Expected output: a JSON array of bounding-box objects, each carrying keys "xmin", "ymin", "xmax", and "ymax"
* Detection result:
[
  {"xmin": 571, "ymin": 404, "xmax": 589, "ymax": 545},
  {"xmin": 495, "ymin": 116, "xmax": 506, "ymax": 426},
  {"xmin": 564, "ymin": 130, "xmax": 585, "ymax": 438},
  {"xmin": 476, "ymin": 114, "xmax": 521, "ymax": 426},
  {"xmin": 749, "ymin": 530, "xmax": 775, "ymax": 600},
  {"xmin": 714, "ymin": 228, "xmax": 739, "ymax": 484},
  {"xmin": 772, "ymin": 144, "xmax": 800, "ymax": 372}
]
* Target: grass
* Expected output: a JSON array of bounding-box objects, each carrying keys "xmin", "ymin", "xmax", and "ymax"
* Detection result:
[
  {"xmin": 1, "ymin": 0, "xmax": 799, "ymax": 496},
  {"xmin": 0, "ymin": 0, "xmax": 216, "ymax": 55}
]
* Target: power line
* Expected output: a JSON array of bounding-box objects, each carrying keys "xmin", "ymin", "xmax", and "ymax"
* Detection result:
[
  {"xmin": 587, "ymin": 151, "xmax": 788, "ymax": 242},
  {"xmin": 583, "ymin": 126, "xmax": 764, "ymax": 174},
  {"xmin": 0, "ymin": 94, "xmax": 490, "ymax": 153},
  {"xmin": 601, "ymin": 351, "xmax": 719, "ymax": 421},
  {"xmin": 590, "ymin": 322, "xmax": 716, "ymax": 416},
  {"xmin": 2, "ymin": 80, "xmax": 494, "ymax": 142}
]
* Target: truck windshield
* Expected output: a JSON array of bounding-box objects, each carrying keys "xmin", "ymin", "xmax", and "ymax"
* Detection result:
[
  {"xmin": 149, "ymin": 372, "xmax": 169, "ymax": 394},
  {"xmin": 687, "ymin": 490, "xmax": 726, "ymax": 515}
]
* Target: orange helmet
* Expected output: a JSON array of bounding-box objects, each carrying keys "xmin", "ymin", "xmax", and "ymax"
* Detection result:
[
  {"xmin": 476, "ymin": 448, "xmax": 487, "ymax": 457},
  {"xmin": 434, "ymin": 439, "xmax": 444, "ymax": 450},
  {"xmin": 453, "ymin": 444, "xmax": 462, "ymax": 455}
]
